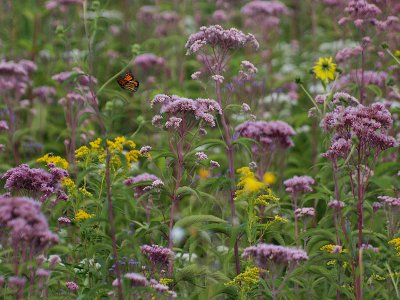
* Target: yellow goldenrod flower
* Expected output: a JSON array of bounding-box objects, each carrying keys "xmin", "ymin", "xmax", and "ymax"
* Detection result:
[
  {"xmin": 235, "ymin": 167, "xmax": 279, "ymax": 201},
  {"xmin": 263, "ymin": 172, "xmax": 276, "ymax": 185},
  {"xmin": 125, "ymin": 150, "xmax": 140, "ymax": 164},
  {"xmin": 61, "ymin": 177, "xmax": 76, "ymax": 190},
  {"xmin": 320, "ymin": 244, "xmax": 347, "ymax": 254},
  {"xmin": 74, "ymin": 209, "xmax": 94, "ymax": 222},
  {"xmin": 89, "ymin": 138, "xmax": 102, "ymax": 151},
  {"xmin": 107, "ymin": 136, "xmax": 126, "ymax": 152},
  {"xmin": 327, "ymin": 260, "xmax": 337, "ymax": 266},
  {"xmin": 243, "ymin": 177, "xmax": 264, "ymax": 192},
  {"xmin": 256, "ymin": 192, "xmax": 279, "ymax": 206},
  {"xmin": 371, "ymin": 274, "xmax": 386, "ymax": 281},
  {"xmin": 225, "ymin": 267, "xmax": 260, "ymax": 291},
  {"xmin": 272, "ymin": 215, "xmax": 288, "ymax": 223},
  {"xmin": 126, "ymin": 140, "xmax": 136, "ymax": 149},
  {"xmin": 198, "ymin": 168, "xmax": 210, "ymax": 179},
  {"xmin": 159, "ymin": 278, "xmax": 173, "ymax": 286},
  {"xmin": 389, "ymin": 238, "xmax": 400, "ymax": 256},
  {"xmin": 78, "ymin": 187, "xmax": 92, "ymax": 197},
  {"xmin": 75, "ymin": 146, "xmax": 90, "ymax": 159},
  {"xmin": 37, "ymin": 154, "xmax": 69, "ymax": 170},
  {"xmin": 313, "ymin": 57, "xmax": 337, "ymax": 82},
  {"xmin": 110, "ymin": 155, "xmax": 122, "ymax": 170}
]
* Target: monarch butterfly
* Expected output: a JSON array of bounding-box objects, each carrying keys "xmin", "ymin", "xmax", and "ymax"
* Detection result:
[{"xmin": 117, "ymin": 71, "xmax": 139, "ymax": 94}]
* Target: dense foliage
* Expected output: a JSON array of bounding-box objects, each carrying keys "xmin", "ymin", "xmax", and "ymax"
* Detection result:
[{"xmin": 0, "ymin": 0, "xmax": 399, "ymax": 299}]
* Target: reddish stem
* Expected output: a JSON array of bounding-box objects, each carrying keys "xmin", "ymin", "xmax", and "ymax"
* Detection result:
[
  {"xmin": 215, "ymin": 80, "xmax": 240, "ymax": 274},
  {"xmin": 168, "ymin": 132, "xmax": 184, "ymax": 276}
]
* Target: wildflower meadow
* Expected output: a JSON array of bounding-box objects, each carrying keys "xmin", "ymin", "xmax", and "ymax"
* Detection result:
[{"xmin": 0, "ymin": 0, "xmax": 400, "ymax": 299}]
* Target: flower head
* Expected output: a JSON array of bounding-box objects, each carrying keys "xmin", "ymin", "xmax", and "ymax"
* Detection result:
[
  {"xmin": 0, "ymin": 196, "xmax": 58, "ymax": 254},
  {"xmin": 185, "ymin": 25, "xmax": 259, "ymax": 55},
  {"xmin": 313, "ymin": 57, "xmax": 336, "ymax": 82},
  {"xmin": 124, "ymin": 173, "xmax": 161, "ymax": 197},
  {"xmin": 66, "ymin": 281, "xmax": 78, "ymax": 292},
  {"xmin": 242, "ymin": 244, "xmax": 308, "ymax": 268},
  {"xmin": 284, "ymin": 176, "xmax": 315, "ymax": 195},
  {"xmin": 74, "ymin": 209, "xmax": 94, "ymax": 222},
  {"xmin": 141, "ymin": 244, "xmax": 174, "ymax": 266},
  {"xmin": 294, "ymin": 207, "xmax": 315, "ymax": 218},
  {"xmin": 124, "ymin": 273, "xmax": 148, "ymax": 286}
]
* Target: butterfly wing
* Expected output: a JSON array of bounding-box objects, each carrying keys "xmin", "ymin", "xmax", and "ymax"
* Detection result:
[{"xmin": 117, "ymin": 71, "xmax": 139, "ymax": 94}]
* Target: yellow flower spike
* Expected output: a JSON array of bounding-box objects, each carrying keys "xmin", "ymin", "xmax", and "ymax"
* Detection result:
[
  {"xmin": 243, "ymin": 177, "xmax": 264, "ymax": 192},
  {"xmin": 272, "ymin": 215, "xmax": 288, "ymax": 223},
  {"xmin": 327, "ymin": 260, "xmax": 337, "ymax": 266},
  {"xmin": 389, "ymin": 238, "xmax": 400, "ymax": 256},
  {"xmin": 313, "ymin": 57, "xmax": 337, "ymax": 82},
  {"xmin": 75, "ymin": 146, "xmax": 90, "ymax": 160},
  {"xmin": 126, "ymin": 150, "xmax": 140, "ymax": 164},
  {"xmin": 61, "ymin": 177, "xmax": 76, "ymax": 190},
  {"xmin": 78, "ymin": 187, "xmax": 92, "ymax": 197},
  {"xmin": 320, "ymin": 244, "xmax": 346, "ymax": 254},
  {"xmin": 126, "ymin": 140, "xmax": 137, "ymax": 149},
  {"xmin": 89, "ymin": 138, "xmax": 102, "ymax": 151},
  {"xmin": 37, "ymin": 154, "xmax": 69, "ymax": 170},
  {"xmin": 159, "ymin": 278, "xmax": 173, "ymax": 286},
  {"xmin": 225, "ymin": 267, "xmax": 260, "ymax": 291},
  {"xmin": 263, "ymin": 172, "xmax": 276, "ymax": 185},
  {"xmin": 74, "ymin": 209, "xmax": 94, "ymax": 222}
]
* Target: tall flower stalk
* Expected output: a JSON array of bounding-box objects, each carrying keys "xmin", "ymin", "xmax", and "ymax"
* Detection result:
[
  {"xmin": 321, "ymin": 99, "xmax": 396, "ymax": 299},
  {"xmin": 185, "ymin": 25, "xmax": 259, "ymax": 274},
  {"xmin": 150, "ymin": 94, "xmax": 221, "ymax": 275}
]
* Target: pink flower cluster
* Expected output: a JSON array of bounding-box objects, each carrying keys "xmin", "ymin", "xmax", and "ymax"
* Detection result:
[
  {"xmin": 0, "ymin": 196, "xmax": 58, "ymax": 253},
  {"xmin": 185, "ymin": 25, "xmax": 259, "ymax": 55},
  {"xmin": 328, "ymin": 199, "xmax": 346, "ymax": 209},
  {"xmin": 377, "ymin": 196, "xmax": 400, "ymax": 207},
  {"xmin": 65, "ymin": 281, "xmax": 79, "ymax": 292},
  {"xmin": 284, "ymin": 176, "xmax": 315, "ymax": 195},
  {"xmin": 124, "ymin": 173, "xmax": 161, "ymax": 197},
  {"xmin": 124, "ymin": 273, "xmax": 148, "ymax": 287},
  {"xmin": 241, "ymin": 1, "xmax": 289, "ymax": 16},
  {"xmin": 235, "ymin": 120, "xmax": 295, "ymax": 151},
  {"xmin": 0, "ymin": 59, "xmax": 36, "ymax": 94},
  {"xmin": 151, "ymin": 94, "xmax": 222, "ymax": 128},
  {"xmin": 321, "ymin": 103, "xmax": 396, "ymax": 156},
  {"xmin": 52, "ymin": 67, "xmax": 97, "ymax": 86},
  {"xmin": 239, "ymin": 60, "xmax": 258, "ymax": 81},
  {"xmin": 33, "ymin": 86, "xmax": 57, "ymax": 103},
  {"xmin": 0, "ymin": 120, "xmax": 9, "ymax": 131},
  {"xmin": 140, "ymin": 244, "xmax": 174, "ymax": 266},
  {"xmin": 335, "ymin": 46, "xmax": 363, "ymax": 63},
  {"xmin": 294, "ymin": 207, "xmax": 315, "ymax": 218},
  {"xmin": 2, "ymin": 164, "xmax": 69, "ymax": 202},
  {"xmin": 241, "ymin": 0, "xmax": 290, "ymax": 29},
  {"xmin": 332, "ymin": 92, "xmax": 359, "ymax": 106},
  {"xmin": 338, "ymin": 0, "xmax": 399, "ymax": 30},
  {"xmin": 242, "ymin": 244, "xmax": 308, "ymax": 268},
  {"xmin": 337, "ymin": 70, "xmax": 387, "ymax": 89},
  {"xmin": 46, "ymin": 0, "xmax": 83, "ymax": 11},
  {"xmin": 134, "ymin": 53, "xmax": 165, "ymax": 71}
]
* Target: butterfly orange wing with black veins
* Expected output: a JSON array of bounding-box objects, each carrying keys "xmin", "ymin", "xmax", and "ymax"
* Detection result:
[{"xmin": 117, "ymin": 72, "xmax": 139, "ymax": 94}]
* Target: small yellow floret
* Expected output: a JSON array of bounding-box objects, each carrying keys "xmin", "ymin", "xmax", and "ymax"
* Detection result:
[{"xmin": 74, "ymin": 209, "xmax": 94, "ymax": 222}]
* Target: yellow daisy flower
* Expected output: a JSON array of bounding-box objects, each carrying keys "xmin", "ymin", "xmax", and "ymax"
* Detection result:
[{"xmin": 313, "ymin": 57, "xmax": 337, "ymax": 82}]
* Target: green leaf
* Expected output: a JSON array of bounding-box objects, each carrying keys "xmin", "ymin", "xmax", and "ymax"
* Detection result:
[{"xmin": 175, "ymin": 215, "xmax": 227, "ymax": 228}]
